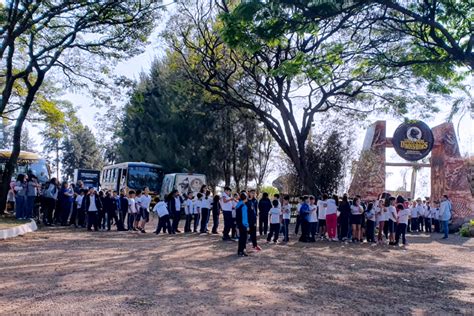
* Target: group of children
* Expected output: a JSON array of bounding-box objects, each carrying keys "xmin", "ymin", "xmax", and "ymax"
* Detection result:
[
  {"xmin": 32, "ymin": 176, "xmax": 452, "ymax": 257},
  {"xmin": 291, "ymin": 193, "xmax": 452, "ymax": 248},
  {"xmin": 71, "ymin": 187, "xmax": 152, "ymax": 232}
]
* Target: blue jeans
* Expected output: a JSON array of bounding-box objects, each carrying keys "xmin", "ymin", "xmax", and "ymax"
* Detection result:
[
  {"xmin": 25, "ymin": 196, "xmax": 35, "ymax": 219},
  {"xmin": 283, "ymin": 219, "xmax": 290, "ymax": 241},
  {"xmin": 442, "ymin": 220, "xmax": 449, "ymax": 238},
  {"xmin": 310, "ymin": 222, "xmax": 317, "ymax": 239},
  {"xmin": 222, "ymin": 211, "xmax": 233, "ymax": 239},
  {"xmin": 15, "ymin": 196, "xmax": 26, "ymax": 219}
]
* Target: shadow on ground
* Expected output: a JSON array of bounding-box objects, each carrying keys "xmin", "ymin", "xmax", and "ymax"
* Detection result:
[{"xmin": 0, "ymin": 220, "xmax": 473, "ymax": 314}]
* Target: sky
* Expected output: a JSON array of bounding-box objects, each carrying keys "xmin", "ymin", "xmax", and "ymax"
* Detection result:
[{"xmin": 24, "ymin": 2, "xmax": 473, "ymax": 197}]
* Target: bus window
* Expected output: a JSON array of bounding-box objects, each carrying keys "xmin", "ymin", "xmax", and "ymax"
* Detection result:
[
  {"xmin": 29, "ymin": 159, "xmax": 49, "ymax": 184},
  {"xmin": 127, "ymin": 166, "xmax": 163, "ymax": 193}
]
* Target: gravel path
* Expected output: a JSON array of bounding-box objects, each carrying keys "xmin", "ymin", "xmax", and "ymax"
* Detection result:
[{"xmin": 1, "ymin": 217, "xmax": 473, "ymax": 315}]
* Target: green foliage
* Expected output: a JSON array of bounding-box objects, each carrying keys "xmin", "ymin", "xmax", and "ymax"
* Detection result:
[
  {"xmin": 118, "ymin": 58, "xmax": 225, "ymax": 186},
  {"xmin": 220, "ymin": 0, "xmax": 472, "ymax": 88},
  {"xmin": 259, "ymin": 185, "xmax": 279, "ymax": 198},
  {"xmin": 20, "ymin": 128, "xmax": 36, "ymax": 152},
  {"xmin": 61, "ymin": 125, "xmax": 103, "ymax": 181},
  {"xmin": 118, "ymin": 54, "xmax": 272, "ymax": 190},
  {"xmin": 283, "ymin": 129, "xmax": 351, "ymax": 196},
  {"xmin": 459, "ymin": 226, "xmax": 470, "ymax": 238}
]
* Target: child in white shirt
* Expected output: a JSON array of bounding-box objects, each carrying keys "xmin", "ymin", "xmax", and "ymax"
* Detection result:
[
  {"xmin": 128, "ymin": 190, "xmax": 138, "ymax": 231},
  {"xmin": 281, "ymin": 195, "xmax": 291, "ymax": 242},
  {"xmin": 267, "ymin": 200, "xmax": 281, "ymax": 243},
  {"xmin": 375, "ymin": 199, "xmax": 387, "ymax": 244},
  {"xmin": 153, "ymin": 197, "xmax": 171, "ymax": 235},
  {"xmin": 395, "ymin": 204, "xmax": 410, "ymax": 246},
  {"xmin": 317, "ymin": 194, "xmax": 328, "ymax": 239},
  {"xmin": 365, "ymin": 202, "xmax": 376, "ymax": 243},
  {"xmin": 387, "ymin": 197, "xmax": 397, "ymax": 245},
  {"xmin": 308, "ymin": 196, "xmax": 318, "ymax": 242},
  {"xmin": 192, "ymin": 193, "xmax": 202, "ymax": 233}
]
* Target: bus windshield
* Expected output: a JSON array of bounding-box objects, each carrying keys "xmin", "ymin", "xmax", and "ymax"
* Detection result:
[
  {"xmin": 127, "ymin": 166, "xmax": 163, "ymax": 193},
  {"xmin": 0, "ymin": 159, "xmax": 50, "ymax": 184}
]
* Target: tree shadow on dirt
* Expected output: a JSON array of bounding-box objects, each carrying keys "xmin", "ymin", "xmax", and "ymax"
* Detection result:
[{"xmin": 1, "ymin": 222, "xmax": 473, "ymax": 314}]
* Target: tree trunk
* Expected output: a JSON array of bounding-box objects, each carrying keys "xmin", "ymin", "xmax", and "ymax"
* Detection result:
[
  {"xmin": 55, "ymin": 140, "xmax": 59, "ymax": 179},
  {"xmin": 288, "ymin": 144, "xmax": 313, "ymax": 196},
  {"xmin": 0, "ymin": 74, "xmax": 44, "ymax": 213},
  {"xmin": 0, "ymin": 107, "xmax": 30, "ymax": 213}
]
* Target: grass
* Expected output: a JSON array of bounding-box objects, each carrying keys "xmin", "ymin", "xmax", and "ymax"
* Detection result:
[{"xmin": 0, "ymin": 216, "xmax": 29, "ymax": 230}]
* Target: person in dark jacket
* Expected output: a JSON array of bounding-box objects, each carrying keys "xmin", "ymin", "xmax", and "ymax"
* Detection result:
[
  {"xmin": 299, "ymin": 196, "xmax": 311, "ymax": 242},
  {"xmin": 235, "ymin": 192, "xmax": 249, "ymax": 257},
  {"xmin": 59, "ymin": 182, "xmax": 74, "ymax": 226},
  {"xmin": 98, "ymin": 190, "xmax": 106, "ymax": 230},
  {"xmin": 338, "ymin": 194, "xmax": 351, "ymax": 241},
  {"xmin": 84, "ymin": 188, "xmax": 103, "ymax": 231},
  {"xmin": 211, "ymin": 195, "xmax": 221, "ymax": 234},
  {"xmin": 104, "ymin": 191, "xmax": 119, "ymax": 231},
  {"xmin": 168, "ymin": 190, "xmax": 183, "ymax": 233},
  {"xmin": 246, "ymin": 189, "xmax": 261, "ymax": 251},
  {"xmin": 258, "ymin": 192, "xmax": 272, "ymax": 236},
  {"xmin": 118, "ymin": 190, "xmax": 129, "ymax": 231}
]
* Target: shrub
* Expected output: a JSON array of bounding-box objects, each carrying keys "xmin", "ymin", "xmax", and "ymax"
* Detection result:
[{"xmin": 459, "ymin": 226, "xmax": 470, "ymax": 237}]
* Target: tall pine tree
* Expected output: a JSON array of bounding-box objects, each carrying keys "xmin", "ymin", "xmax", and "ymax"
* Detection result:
[{"xmin": 61, "ymin": 125, "xmax": 103, "ymax": 181}]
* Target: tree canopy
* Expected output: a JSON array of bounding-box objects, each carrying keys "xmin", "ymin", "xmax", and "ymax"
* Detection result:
[
  {"xmin": 117, "ymin": 55, "xmax": 274, "ymax": 190},
  {"xmin": 0, "ymin": 0, "xmax": 164, "ymax": 210},
  {"xmin": 165, "ymin": 0, "xmax": 440, "ymax": 192}
]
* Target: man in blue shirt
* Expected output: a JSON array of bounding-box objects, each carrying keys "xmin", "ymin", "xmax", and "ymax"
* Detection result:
[
  {"xmin": 236, "ymin": 193, "xmax": 249, "ymax": 257},
  {"xmin": 298, "ymin": 196, "xmax": 311, "ymax": 242},
  {"xmin": 439, "ymin": 195, "xmax": 452, "ymax": 239}
]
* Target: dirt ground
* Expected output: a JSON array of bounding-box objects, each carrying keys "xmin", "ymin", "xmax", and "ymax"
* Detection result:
[{"xmin": 1, "ymin": 216, "xmax": 473, "ymax": 315}]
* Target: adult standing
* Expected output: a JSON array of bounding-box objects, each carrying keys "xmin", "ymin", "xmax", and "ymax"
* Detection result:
[
  {"xmin": 168, "ymin": 190, "xmax": 182, "ymax": 233},
  {"xmin": 74, "ymin": 180, "xmax": 85, "ymax": 195},
  {"xmin": 257, "ymin": 192, "xmax": 272, "ymax": 236},
  {"xmin": 14, "ymin": 174, "xmax": 27, "ymax": 220},
  {"xmin": 235, "ymin": 192, "xmax": 249, "ymax": 257},
  {"xmin": 338, "ymin": 194, "xmax": 351, "ymax": 241},
  {"xmin": 221, "ymin": 187, "xmax": 233, "ymax": 241},
  {"xmin": 298, "ymin": 196, "xmax": 311, "ymax": 242},
  {"xmin": 59, "ymin": 182, "xmax": 74, "ymax": 226},
  {"xmin": 211, "ymin": 195, "xmax": 221, "ymax": 234},
  {"xmin": 42, "ymin": 178, "xmax": 58, "ymax": 225},
  {"xmin": 433, "ymin": 201, "xmax": 440, "ymax": 233},
  {"xmin": 84, "ymin": 187, "xmax": 103, "ymax": 231},
  {"xmin": 438, "ymin": 195, "xmax": 451, "ymax": 239},
  {"xmin": 246, "ymin": 189, "xmax": 260, "ymax": 251},
  {"xmin": 25, "ymin": 174, "xmax": 40, "ymax": 219}
]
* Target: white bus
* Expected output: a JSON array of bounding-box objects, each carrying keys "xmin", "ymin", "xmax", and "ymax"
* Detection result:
[
  {"xmin": 0, "ymin": 150, "xmax": 50, "ymax": 185},
  {"xmin": 161, "ymin": 173, "xmax": 206, "ymax": 197},
  {"xmin": 101, "ymin": 162, "xmax": 164, "ymax": 195}
]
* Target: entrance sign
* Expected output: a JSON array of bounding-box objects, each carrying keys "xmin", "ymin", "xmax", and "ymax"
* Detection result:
[
  {"xmin": 349, "ymin": 120, "xmax": 474, "ymax": 220},
  {"xmin": 392, "ymin": 120, "xmax": 434, "ymax": 161}
]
